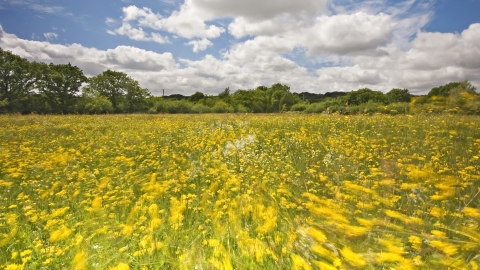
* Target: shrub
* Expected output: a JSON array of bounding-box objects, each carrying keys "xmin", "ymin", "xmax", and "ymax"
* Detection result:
[
  {"xmin": 212, "ymin": 101, "xmax": 234, "ymax": 113},
  {"xmin": 304, "ymin": 103, "xmax": 326, "ymax": 113},
  {"xmin": 191, "ymin": 103, "xmax": 211, "ymax": 114},
  {"xmin": 290, "ymin": 103, "xmax": 308, "ymax": 112}
]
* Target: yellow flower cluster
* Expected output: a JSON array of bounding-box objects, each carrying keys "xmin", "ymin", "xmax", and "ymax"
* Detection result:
[{"xmin": 0, "ymin": 114, "xmax": 479, "ymax": 269}]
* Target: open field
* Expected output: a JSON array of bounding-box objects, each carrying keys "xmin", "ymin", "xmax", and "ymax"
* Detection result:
[{"xmin": 1, "ymin": 114, "xmax": 479, "ymax": 269}]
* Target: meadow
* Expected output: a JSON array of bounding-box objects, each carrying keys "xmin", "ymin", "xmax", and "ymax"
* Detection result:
[{"xmin": 0, "ymin": 114, "xmax": 479, "ymax": 270}]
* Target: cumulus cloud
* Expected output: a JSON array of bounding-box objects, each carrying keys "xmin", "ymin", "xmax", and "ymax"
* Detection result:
[
  {"xmin": 109, "ymin": 5, "xmax": 224, "ymax": 40},
  {"xmin": 0, "ymin": 26, "xmax": 176, "ymax": 75},
  {"xmin": 2, "ymin": 0, "xmax": 480, "ymax": 97},
  {"xmin": 186, "ymin": 38, "xmax": 213, "ymax": 52},
  {"xmin": 298, "ymin": 12, "xmax": 393, "ymax": 55},
  {"xmin": 315, "ymin": 23, "xmax": 480, "ymax": 93},
  {"xmin": 107, "ymin": 21, "xmax": 170, "ymax": 44}
]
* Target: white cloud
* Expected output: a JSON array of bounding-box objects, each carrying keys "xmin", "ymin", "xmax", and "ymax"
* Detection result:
[
  {"xmin": 43, "ymin": 32, "xmax": 58, "ymax": 41},
  {"xmin": 105, "ymin": 17, "xmax": 117, "ymax": 27},
  {"xmin": 2, "ymin": 0, "xmax": 480, "ymax": 97},
  {"xmin": 228, "ymin": 14, "xmax": 310, "ymax": 39},
  {"xmin": 111, "ymin": 22, "xmax": 150, "ymax": 41},
  {"xmin": 192, "ymin": 0, "xmax": 327, "ymax": 19},
  {"xmin": 315, "ymin": 23, "xmax": 480, "ymax": 93},
  {"xmin": 224, "ymin": 36, "xmax": 296, "ymax": 66},
  {"xmin": 0, "ymin": 25, "xmax": 176, "ymax": 76},
  {"xmin": 297, "ymin": 12, "xmax": 393, "ymax": 55},
  {"xmin": 107, "ymin": 21, "xmax": 170, "ymax": 44},
  {"xmin": 228, "ymin": 12, "xmax": 393, "ymax": 56},
  {"xmin": 186, "ymin": 38, "xmax": 213, "ymax": 52},
  {"xmin": 110, "ymin": 5, "xmax": 224, "ymax": 40},
  {"xmin": 30, "ymin": 4, "xmax": 64, "ymax": 14}
]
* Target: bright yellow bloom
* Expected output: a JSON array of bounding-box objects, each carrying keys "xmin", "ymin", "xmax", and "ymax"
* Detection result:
[
  {"xmin": 312, "ymin": 260, "xmax": 337, "ymax": 270},
  {"xmin": 49, "ymin": 225, "xmax": 72, "ymax": 242},
  {"xmin": 376, "ymin": 252, "xmax": 404, "ymax": 263},
  {"xmin": 109, "ymin": 262, "xmax": 130, "ymax": 270},
  {"xmin": 91, "ymin": 196, "xmax": 103, "ymax": 210},
  {"xmin": 122, "ymin": 225, "xmax": 133, "ymax": 237},
  {"xmin": 429, "ymin": 240, "xmax": 458, "ymax": 256},
  {"xmin": 463, "ymin": 207, "xmax": 480, "ymax": 219},
  {"xmin": 408, "ymin": 235, "xmax": 422, "ymax": 251},
  {"xmin": 72, "ymin": 250, "xmax": 87, "ymax": 270},
  {"xmin": 5, "ymin": 264, "xmax": 24, "ymax": 270},
  {"xmin": 50, "ymin": 207, "xmax": 70, "ymax": 219},
  {"xmin": 431, "ymin": 230, "xmax": 447, "ymax": 238},
  {"xmin": 340, "ymin": 247, "xmax": 366, "ymax": 267},
  {"xmin": 291, "ymin": 254, "xmax": 313, "ymax": 270},
  {"xmin": 306, "ymin": 227, "xmax": 327, "ymax": 243}
]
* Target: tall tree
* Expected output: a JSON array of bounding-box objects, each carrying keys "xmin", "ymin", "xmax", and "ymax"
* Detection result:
[
  {"xmin": 124, "ymin": 80, "xmax": 150, "ymax": 113},
  {"xmin": 0, "ymin": 48, "xmax": 36, "ymax": 112},
  {"xmin": 36, "ymin": 62, "xmax": 87, "ymax": 113},
  {"xmin": 84, "ymin": 70, "xmax": 149, "ymax": 113},
  {"xmin": 218, "ymin": 87, "xmax": 231, "ymax": 103}
]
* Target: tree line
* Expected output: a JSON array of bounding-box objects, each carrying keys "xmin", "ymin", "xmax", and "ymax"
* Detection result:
[{"xmin": 1, "ymin": 47, "xmax": 479, "ymax": 115}]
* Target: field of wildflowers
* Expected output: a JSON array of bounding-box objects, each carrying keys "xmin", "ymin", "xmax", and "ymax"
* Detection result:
[{"xmin": 0, "ymin": 114, "xmax": 479, "ymax": 269}]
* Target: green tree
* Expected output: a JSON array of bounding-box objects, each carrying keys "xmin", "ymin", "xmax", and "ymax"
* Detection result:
[
  {"xmin": 386, "ymin": 88, "xmax": 411, "ymax": 103},
  {"xmin": 124, "ymin": 81, "xmax": 150, "ymax": 113},
  {"xmin": 85, "ymin": 70, "xmax": 149, "ymax": 113},
  {"xmin": 231, "ymin": 89, "xmax": 262, "ymax": 112},
  {"xmin": 428, "ymin": 82, "xmax": 462, "ymax": 97},
  {"xmin": 446, "ymin": 81, "xmax": 480, "ymax": 114},
  {"xmin": 346, "ymin": 88, "xmax": 386, "ymax": 105},
  {"xmin": 218, "ymin": 87, "xmax": 231, "ymax": 103},
  {"xmin": 36, "ymin": 62, "xmax": 87, "ymax": 113},
  {"xmin": 83, "ymin": 94, "xmax": 114, "ymax": 114},
  {"xmin": 189, "ymin": 91, "xmax": 205, "ymax": 103},
  {"xmin": 0, "ymin": 48, "xmax": 36, "ymax": 112}
]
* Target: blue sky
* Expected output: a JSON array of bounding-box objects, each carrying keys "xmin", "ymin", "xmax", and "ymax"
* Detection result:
[{"xmin": 0, "ymin": 0, "xmax": 479, "ymax": 95}]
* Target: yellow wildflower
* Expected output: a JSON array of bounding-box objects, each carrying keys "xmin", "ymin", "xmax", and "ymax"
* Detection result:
[
  {"xmin": 72, "ymin": 250, "xmax": 87, "ymax": 270},
  {"xmin": 291, "ymin": 254, "xmax": 313, "ymax": 270},
  {"xmin": 429, "ymin": 240, "xmax": 458, "ymax": 256},
  {"xmin": 408, "ymin": 235, "xmax": 422, "ymax": 251},
  {"xmin": 49, "ymin": 225, "xmax": 72, "ymax": 242},
  {"xmin": 109, "ymin": 262, "xmax": 130, "ymax": 270},
  {"xmin": 463, "ymin": 207, "xmax": 480, "ymax": 219},
  {"xmin": 340, "ymin": 247, "xmax": 366, "ymax": 267}
]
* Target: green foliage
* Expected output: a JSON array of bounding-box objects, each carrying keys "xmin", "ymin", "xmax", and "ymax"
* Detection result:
[
  {"xmin": 446, "ymin": 81, "xmax": 480, "ymax": 114},
  {"xmin": 189, "ymin": 91, "xmax": 206, "ymax": 103},
  {"xmin": 218, "ymin": 87, "xmax": 231, "ymax": 103},
  {"xmin": 153, "ymin": 99, "xmax": 195, "ymax": 114},
  {"xmin": 290, "ymin": 103, "xmax": 308, "ymax": 112},
  {"xmin": 304, "ymin": 103, "xmax": 327, "ymax": 113},
  {"xmin": 386, "ymin": 88, "xmax": 411, "ymax": 103},
  {"xmin": 191, "ymin": 103, "xmax": 211, "ymax": 113},
  {"xmin": 36, "ymin": 62, "xmax": 87, "ymax": 113},
  {"xmin": 345, "ymin": 88, "xmax": 386, "ymax": 105},
  {"xmin": 1, "ymin": 48, "xmax": 479, "ymax": 116},
  {"xmin": 83, "ymin": 94, "xmax": 114, "ymax": 114},
  {"xmin": 428, "ymin": 82, "xmax": 462, "ymax": 97},
  {"xmin": 212, "ymin": 100, "xmax": 234, "ymax": 113},
  {"xmin": 234, "ymin": 104, "xmax": 249, "ymax": 113},
  {"xmin": 0, "ymin": 47, "xmax": 37, "ymax": 112},
  {"xmin": 231, "ymin": 89, "xmax": 264, "ymax": 113},
  {"xmin": 85, "ymin": 70, "xmax": 150, "ymax": 113}
]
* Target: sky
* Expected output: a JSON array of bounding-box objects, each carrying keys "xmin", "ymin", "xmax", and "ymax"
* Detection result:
[{"xmin": 0, "ymin": 0, "xmax": 479, "ymax": 96}]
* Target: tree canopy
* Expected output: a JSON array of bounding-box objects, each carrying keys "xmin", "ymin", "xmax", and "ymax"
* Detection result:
[{"xmin": 1, "ymin": 47, "xmax": 479, "ymax": 115}]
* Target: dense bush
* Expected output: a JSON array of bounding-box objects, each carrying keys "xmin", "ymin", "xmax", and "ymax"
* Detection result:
[
  {"xmin": 212, "ymin": 101, "xmax": 234, "ymax": 113},
  {"xmin": 290, "ymin": 103, "xmax": 308, "ymax": 112}
]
